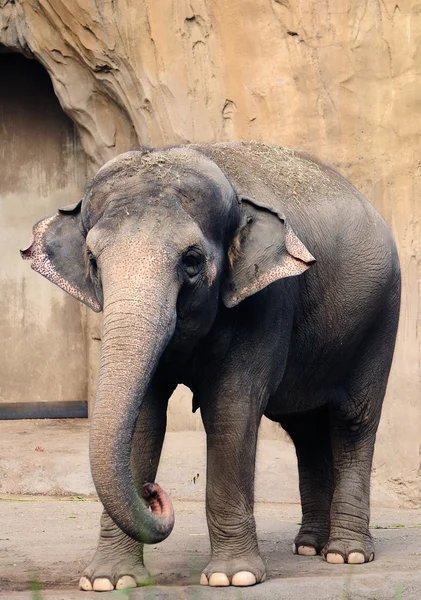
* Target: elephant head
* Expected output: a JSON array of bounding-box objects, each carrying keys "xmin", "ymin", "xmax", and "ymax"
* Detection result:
[{"xmin": 21, "ymin": 147, "xmax": 315, "ymax": 544}]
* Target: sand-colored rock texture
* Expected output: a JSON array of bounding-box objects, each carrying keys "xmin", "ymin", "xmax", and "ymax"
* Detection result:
[{"xmin": 1, "ymin": 0, "xmax": 419, "ymax": 504}]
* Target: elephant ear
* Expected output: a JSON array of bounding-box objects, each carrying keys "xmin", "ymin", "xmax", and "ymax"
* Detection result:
[
  {"xmin": 20, "ymin": 199, "xmax": 102, "ymax": 312},
  {"xmin": 223, "ymin": 196, "xmax": 316, "ymax": 308}
]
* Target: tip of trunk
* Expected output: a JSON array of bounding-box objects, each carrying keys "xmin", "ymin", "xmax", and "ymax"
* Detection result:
[
  {"xmin": 140, "ymin": 483, "xmax": 175, "ymax": 543},
  {"xmin": 94, "ymin": 471, "xmax": 175, "ymax": 544}
]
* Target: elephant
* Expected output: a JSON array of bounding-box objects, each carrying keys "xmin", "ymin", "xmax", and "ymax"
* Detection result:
[{"xmin": 21, "ymin": 141, "xmax": 400, "ymax": 591}]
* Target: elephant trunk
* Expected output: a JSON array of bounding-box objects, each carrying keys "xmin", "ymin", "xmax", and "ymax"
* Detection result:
[{"xmin": 90, "ymin": 275, "xmax": 177, "ymax": 544}]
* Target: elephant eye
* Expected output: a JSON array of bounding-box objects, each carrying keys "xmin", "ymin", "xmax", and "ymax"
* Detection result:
[
  {"xmin": 87, "ymin": 249, "xmax": 98, "ymax": 275},
  {"xmin": 87, "ymin": 248, "xmax": 103, "ymax": 304},
  {"xmin": 182, "ymin": 248, "xmax": 204, "ymax": 278},
  {"xmin": 87, "ymin": 249, "xmax": 95, "ymax": 264}
]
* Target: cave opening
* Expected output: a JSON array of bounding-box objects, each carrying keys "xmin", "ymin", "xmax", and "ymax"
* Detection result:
[{"xmin": 0, "ymin": 51, "xmax": 89, "ymax": 418}]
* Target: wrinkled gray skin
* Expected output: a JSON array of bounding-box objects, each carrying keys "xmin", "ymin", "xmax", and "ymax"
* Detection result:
[{"xmin": 22, "ymin": 142, "xmax": 400, "ymax": 591}]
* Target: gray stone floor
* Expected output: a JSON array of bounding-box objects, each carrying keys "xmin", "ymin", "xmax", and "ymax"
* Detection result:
[
  {"xmin": 0, "ymin": 420, "xmax": 420, "ymax": 599},
  {"xmin": 1, "ymin": 498, "xmax": 421, "ymax": 599}
]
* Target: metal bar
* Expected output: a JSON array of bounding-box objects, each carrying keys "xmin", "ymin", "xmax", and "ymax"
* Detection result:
[{"xmin": 0, "ymin": 401, "xmax": 88, "ymax": 420}]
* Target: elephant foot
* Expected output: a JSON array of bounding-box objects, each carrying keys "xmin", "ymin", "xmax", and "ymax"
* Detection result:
[
  {"xmin": 293, "ymin": 543, "xmax": 317, "ymax": 556},
  {"xmin": 80, "ymin": 510, "xmax": 152, "ymax": 591},
  {"xmin": 293, "ymin": 528, "xmax": 329, "ymax": 556},
  {"xmin": 200, "ymin": 555, "xmax": 266, "ymax": 587},
  {"xmin": 79, "ymin": 561, "xmax": 151, "ymax": 592},
  {"xmin": 322, "ymin": 537, "xmax": 375, "ymax": 564},
  {"xmin": 79, "ymin": 535, "xmax": 151, "ymax": 591}
]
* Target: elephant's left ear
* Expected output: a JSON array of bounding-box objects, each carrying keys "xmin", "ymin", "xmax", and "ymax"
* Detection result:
[
  {"xmin": 222, "ymin": 196, "xmax": 316, "ymax": 308},
  {"xmin": 20, "ymin": 199, "xmax": 102, "ymax": 312}
]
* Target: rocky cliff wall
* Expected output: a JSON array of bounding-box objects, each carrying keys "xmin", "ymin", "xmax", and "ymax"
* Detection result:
[{"xmin": 1, "ymin": 0, "xmax": 419, "ymax": 504}]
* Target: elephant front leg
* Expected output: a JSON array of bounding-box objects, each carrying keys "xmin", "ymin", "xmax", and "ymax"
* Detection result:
[
  {"xmin": 80, "ymin": 382, "xmax": 171, "ymax": 592},
  {"xmin": 200, "ymin": 389, "xmax": 266, "ymax": 587}
]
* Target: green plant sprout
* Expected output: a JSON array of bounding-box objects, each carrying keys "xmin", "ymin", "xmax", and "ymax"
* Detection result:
[
  {"xmin": 115, "ymin": 588, "xmax": 132, "ymax": 599},
  {"xmin": 371, "ymin": 523, "xmax": 417, "ymax": 529},
  {"xmin": 395, "ymin": 581, "xmax": 403, "ymax": 600},
  {"xmin": 296, "ymin": 521, "xmax": 421, "ymax": 530},
  {"xmin": 30, "ymin": 577, "xmax": 43, "ymax": 600}
]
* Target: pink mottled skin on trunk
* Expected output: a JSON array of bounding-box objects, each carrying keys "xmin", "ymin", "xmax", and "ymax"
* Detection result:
[{"xmin": 89, "ymin": 235, "xmax": 179, "ymax": 544}]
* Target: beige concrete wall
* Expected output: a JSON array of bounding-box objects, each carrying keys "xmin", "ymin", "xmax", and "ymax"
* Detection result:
[
  {"xmin": 0, "ymin": 53, "xmax": 88, "ymax": 404},
  {"xmin": 0, "ymin": 1, "xmax": 419, "ymax": 503}
]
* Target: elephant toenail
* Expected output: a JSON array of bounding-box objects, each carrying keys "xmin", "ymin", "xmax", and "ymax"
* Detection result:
[
  {"xmin": 298, "ymin": 545, "xmax": 317, "ymax": 556},
  {"xmin": 369, "ymin": 553, "xmax": 374, "ymax": 562},
  {"xmin": 200, "ymin": 573, "xmax": 209, "ymax": 586},
  {"xmin": 326, "ymin": 552, "xmax": 345, "ymax": 564},
  {"xmin": 348, "ymin": 552, "xmax": 365, "ymax": 564},
  {"xmin": 232, "ymin": 571, "xmax": 257, "ymax": 586},
  {"xmin": 292, "ymin": 543, "xmax": 297, "ymax": 554},
  {"xmin": 209, "ymin": 573, "xmax": 230, "ymax": 586},
  {"xmin": 93, "ymin": 578, "xmax": 114, "ymax": 591},
  {"xmin": 79, "ymin": 576, "xmax": 93, "ymax": 591},
  {"xmin": 116, "ymin": 575, "xmax": 137, "ymax": 589}
]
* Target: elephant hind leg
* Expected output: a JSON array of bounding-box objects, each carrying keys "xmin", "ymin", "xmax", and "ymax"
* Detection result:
[
  {"xmin": 280, "ymin": 406, "xmax": 334, "ymax": 556},
  {"xmin": 323, "ymin": 300, "xmax": 399, "ymax": 566},
  {"xmin": 324, "ymin": 399, "xmax": 378, "ymax": 566}
]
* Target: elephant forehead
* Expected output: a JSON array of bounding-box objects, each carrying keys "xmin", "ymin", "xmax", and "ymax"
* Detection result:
[
  {"xmin": 88, "ymin": 204, "xmax": 209, "ymax": 257},
  {"xmin": 83, "ymin": 160, "xmax": 237, "ymax": 243},
  {"xmin": 85, "ymin": 147, "xmax": 234, "ymax": 210},
  {"xmin": 165, "ymin": 147, "xmax": 234, "ymax": 196}
]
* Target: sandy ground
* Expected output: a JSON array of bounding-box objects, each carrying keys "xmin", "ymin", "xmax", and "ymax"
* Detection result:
[
  {"xmin": 1, "ymin": 499, "xmax": 421, "ymax": 599},
  {"xmin": 0, "ymin": 420, "xmax": 420, "ymax": 599},
  {"xmin": 0, "ymin": 420, "xmax": 410, "ymax": 507}
]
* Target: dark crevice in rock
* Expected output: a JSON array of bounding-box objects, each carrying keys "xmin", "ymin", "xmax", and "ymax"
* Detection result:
[{"xmin": 94, "ymin": 63, "xmax": 112, "ymax": 73}]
